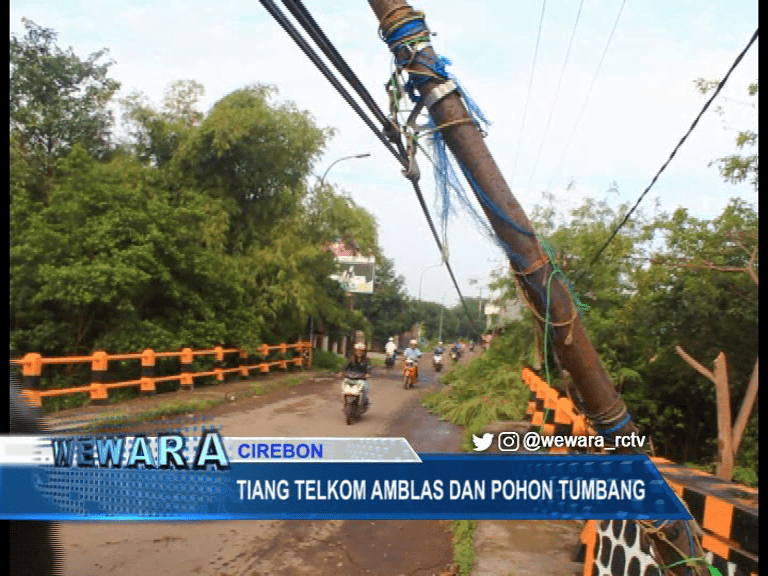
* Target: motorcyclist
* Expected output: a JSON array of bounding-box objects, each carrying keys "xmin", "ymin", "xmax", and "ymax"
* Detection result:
[
  {"xmin": 384, "ymin": 337, "xmax": 397, "ymax": 364},
  {"xmin": 403, "ymin": 339, "xmax": 422, "ymax": 381},
  {"xmin": 343, "ymin": 342, "xmax": 372, "ymax": 408},
  {"xmin": 434, "ymin": 341, "xmax": 446, "ymax": 355}
]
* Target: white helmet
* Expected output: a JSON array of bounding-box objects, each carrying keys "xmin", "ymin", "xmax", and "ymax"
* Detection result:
[
  {"xmin": 410, "ymin": 339, "xmax": 417, "ymax": 346},
  {"xmin": 388, "ymin": 337, "xmax": 394, "ymax": 342}
]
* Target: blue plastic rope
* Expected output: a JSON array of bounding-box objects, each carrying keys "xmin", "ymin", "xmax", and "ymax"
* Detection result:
[
  {"xmin": 596, "ymin": 412, "xmax": 632, "ymax": 438},
  {"xmin": 384, "ymin": 19, "xmax": 428, "ymax": 46}
]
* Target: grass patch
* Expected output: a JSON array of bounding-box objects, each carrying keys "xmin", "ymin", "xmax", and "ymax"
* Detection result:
[
  {"xmin": 311, "ymin": 349, "xmax": 346, "ymax": 371},
  {"xmin": 450, "ymin": 520, "xmax": 477, "ymax": 576},
  {"xmin": 423, "ymin": 359, "xmax": 530, "ymax": 451},
  {"xmin": 423, "ymin": 324, "xmax": 533, "ymax": 450}
]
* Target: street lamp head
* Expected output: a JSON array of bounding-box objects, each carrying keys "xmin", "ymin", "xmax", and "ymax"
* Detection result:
[{"xmin": 319, "ymin": 153, "xmax": 371, "ymax": 189}]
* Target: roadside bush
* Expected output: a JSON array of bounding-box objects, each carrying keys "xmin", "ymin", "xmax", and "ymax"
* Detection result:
[
  {"xmin": 310, "ymin": 349, "xmax": 346, "ymax": 371},
  {"xmin": 423, "ymin": 321, "xmax": 533, "ymax": 449}
]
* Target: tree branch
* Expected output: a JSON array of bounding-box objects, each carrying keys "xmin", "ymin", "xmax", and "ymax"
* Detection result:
[{"xmin": 674, "ymin": 346, "xmax": 715, "ymax": 382}]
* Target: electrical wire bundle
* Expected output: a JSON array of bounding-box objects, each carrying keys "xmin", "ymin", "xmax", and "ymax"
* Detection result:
[{"xmin": 260, "ymin": 0, "xmax": 480, "ymax": 333}]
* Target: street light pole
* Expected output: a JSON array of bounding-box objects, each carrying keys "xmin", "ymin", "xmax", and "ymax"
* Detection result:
[
  {"xmin": 313, "ymin": 152, "xmax": 370, "ymax": 355},
  {"xmin": 418, "ymin": 263, "xmax": 443, "ymax": 302},
  {"xmin": 318, "ymin": 153, "xmax": 371, "ymax": 189},
  {"xmin": 437, "ymin": 288, "xmax": 451, "ymax": 343}
]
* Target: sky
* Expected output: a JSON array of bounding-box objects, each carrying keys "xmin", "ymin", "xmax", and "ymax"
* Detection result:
[{"xmin": 10, "ymin": 1, "xmax": 759, "ymax": 307}]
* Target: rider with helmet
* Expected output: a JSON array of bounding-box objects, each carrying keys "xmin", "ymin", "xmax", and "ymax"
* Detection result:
[
  {"xmin": 403, "ymin": 339, "xmax": 422, "ymax": 380},
  {"xmin": 344, "ymin": 342, "xmax": 372, "ymax": 407},
  {"xmin": 384, "ymin": 336, "xmax": 397, "ymax": 367}
]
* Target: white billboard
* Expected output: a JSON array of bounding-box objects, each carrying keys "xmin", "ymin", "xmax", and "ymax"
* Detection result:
[{"xmin": 328, "ymin": 242, "xmax": 376, "ymax": 294}]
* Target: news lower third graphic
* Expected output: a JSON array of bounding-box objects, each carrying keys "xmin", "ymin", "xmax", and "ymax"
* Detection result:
[{"xmin": 0, "ymin": 433, "xmax": 690, "ymax": 521}]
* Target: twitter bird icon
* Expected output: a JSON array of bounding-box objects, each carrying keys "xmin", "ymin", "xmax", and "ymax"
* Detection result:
[{"xmin": 472, "ymin": 433, "xmax": 493, "ymax": 451}]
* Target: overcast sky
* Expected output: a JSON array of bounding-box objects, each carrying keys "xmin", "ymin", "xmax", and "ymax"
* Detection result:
[{"xmin": 10, "ymin": 1, "xmax": 758, "ymax": 307}]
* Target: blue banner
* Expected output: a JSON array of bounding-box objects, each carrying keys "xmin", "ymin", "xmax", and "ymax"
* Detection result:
[{"xmin": 0, "ymin": 453, "xmax": 690, "ymax": 521}]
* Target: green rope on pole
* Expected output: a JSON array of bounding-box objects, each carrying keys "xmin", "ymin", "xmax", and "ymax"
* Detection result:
[
  {"xmin": 535, "ymin": 235, "xmax": 589, "ymax": 434},
  {"xmin": 655, "ymin": 554, "xmax": 719, "ymax": 575}
]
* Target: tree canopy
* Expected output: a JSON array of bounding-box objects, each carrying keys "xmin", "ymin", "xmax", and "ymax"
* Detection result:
[{"xmin": 10, "ymin": 23, "xmax": 405, "ymax": 373}]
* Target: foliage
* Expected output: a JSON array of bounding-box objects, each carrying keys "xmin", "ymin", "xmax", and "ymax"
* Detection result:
[
  {"xmin": 10, "ymin": 22, "xmax": 390, "ymax": 389},
  {"xmin": 120, "ymin": 80, "xmax": 205, "ymax": 167},
  {"xmin": 423, "ymin": 324, "xmax": 532, "ymax": 449},
  {"xmin": 695, "ymin": 78, "xmax": 758, "ymax": 191},
  {"xmin": 310, "ymin": 349, "xmax": 346, "ymax": 372},
  {"xmin": 10, "ymin": 19, "xmax": 120, "ymax": 165},
  {"xmin": 413, "ymin": 300, "xmax": 459, "ymax": 342},
  {"xmin": 304, "ymin": 185, "xmax": 379, "ymax": 255},
  {"xmin": 11, "ymin": 145, "xmax": 235, "ymax": 354},
  {"xmin": 449, "ymin": 520, "xmax": 477, "ymax": 576},
  {"xmin": 176, "ymin": 85, "xmax": 332, "ymax": 252},
  {"xmin": 450, "ymin": 297, "xmax": 487, "ymax": 341}
]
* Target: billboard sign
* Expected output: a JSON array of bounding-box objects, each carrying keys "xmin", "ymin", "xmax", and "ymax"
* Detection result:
[{"xmin": 328, "ymin": 242, "xmax": 376, "ymax": 294}]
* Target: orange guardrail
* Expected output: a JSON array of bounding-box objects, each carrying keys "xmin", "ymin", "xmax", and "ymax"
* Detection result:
[{"xmin": 14, "ymin": 341, "xmax": 313, "ymax": 407}]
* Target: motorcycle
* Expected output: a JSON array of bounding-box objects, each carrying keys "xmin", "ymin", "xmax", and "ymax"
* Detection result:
[
  {"xmin": 469, "ymin": 342, "xmax": 475, "ymax": 352},
  {"xmin": 432, "ymin": 352, "xmax": 443, "ymax": 372},
  {"xmin": 384, "ymin": 352, "xmax": 396, "ymax": 369},
  {"xmin": 402, "ymin": 357, "xmax": 417, "ymax": 389},
  {"xmin": 341, "ymin": 371, "xmax": 369, "ymax": 425},
  {"xmin": 450, "ymin": 349, "xmax": 459, "ymax": 364}
]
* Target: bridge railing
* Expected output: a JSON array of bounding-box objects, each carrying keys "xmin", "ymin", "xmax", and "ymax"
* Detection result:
[
  {"xmin": 12, "ymin": 341, "xmax": 313, "ymax": 408},
  {"xmin": 520, "ymin": 367, "xmax": 759, "ymax": 576}
]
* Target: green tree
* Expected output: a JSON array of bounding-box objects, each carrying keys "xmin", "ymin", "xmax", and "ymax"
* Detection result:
[
  {"xmin": 695, "ymin": 78, "xmax": 758, "ymax": 191},
  {"xmin": 176, "ymin": 85, "xmax": 332, "ymax": 252},
  {"xmin": 120, "ymin": 80, "xmax": 205, "ymax": 167},
  {"xmin": 415, "ymin": 300, "xmax": 459, "ymax": 343},
  {"xmin": 10, "ymin": 18, "xmax": 120, "ymax": 165},
  {"xmin": 10, "ymin": 145, "xmax": 237, "ymax": 355}
]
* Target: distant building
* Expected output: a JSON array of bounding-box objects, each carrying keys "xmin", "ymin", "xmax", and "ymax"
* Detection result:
[{"xmin": 484, "ymin": 299, "xmax": 523, "ymax": 329}]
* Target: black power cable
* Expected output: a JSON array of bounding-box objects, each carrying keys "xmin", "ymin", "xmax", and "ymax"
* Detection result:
[
  {"xmin": 259, "ymin": 0, "xmax": 402, "ymax": 162},
  {"xmin": 281, "ymin": 0, "xmax": 393, "ymax": 130},
  {"xmin": 585, "ymin": 27, "xmax": 759, "ymax": 271},
  {"xmin": 259, "ymin": 0, "xmax": 481, "ymax": 333},
  {"xmin": 511, "ymin": 0, "xmax": 546, "ymax": 187}
]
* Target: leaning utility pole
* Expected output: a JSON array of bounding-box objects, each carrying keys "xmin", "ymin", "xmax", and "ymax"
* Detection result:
[
  {"xmin": 367, "ymin": 2, "xmax": 708, "ymax": 574},
  {"xmin": 369, "ymin": 0, "xmax": 635, "ymax": 439}
]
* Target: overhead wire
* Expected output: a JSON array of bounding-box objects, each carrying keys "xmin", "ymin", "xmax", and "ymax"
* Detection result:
[
  {"xmin": 526, "ymin": 0, "xmax": 584, "ymax": 191},
  {"xmin": 258, "ymin": 0, "xmax": 402, "ymax": 162},
  {"xmin": 544, "ymin": 0, "xmax": 626, "ymax": 193},
  {"xmin": 583, "ymin": 27, "xmax": 759, "ymax": 272},
  {"xmin": 260, "ymin": 0, "xmax": 481, "ymax": 333},
  {"xmin": 280, "ymin": 0, "xmax": 393, "ymax": 130},
  {"xmin": 510, "ymin": 0, "xmax": 546, "ymax": 188}
]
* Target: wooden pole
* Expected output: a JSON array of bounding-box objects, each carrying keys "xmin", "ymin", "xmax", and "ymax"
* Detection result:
[
  {"xmin": 368, "ymin": 0, "xmax": 637, "ymax": 439},
  {"xmin": 731, "ymin": 357, "xmax": 758, "ymax": 457},
  {"xmin": 674, "ymin": 347, "xmax": 734, "ymax": 481},
  {"xmin": 367, "ymin": 3, "xmax": 707, "ymax": 572}
]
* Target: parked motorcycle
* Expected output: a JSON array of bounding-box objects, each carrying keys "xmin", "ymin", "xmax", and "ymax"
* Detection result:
[
  {"xmin": 432, "ymin": 352, "xmax": 443, "ymax": 372},
  {"xmin": 341, "ymin": 370, "xmax": 369, "ymax": 425},
  {"xmin": 402, "ymin": 357, "xmax": 417, "ymax": 389}
]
